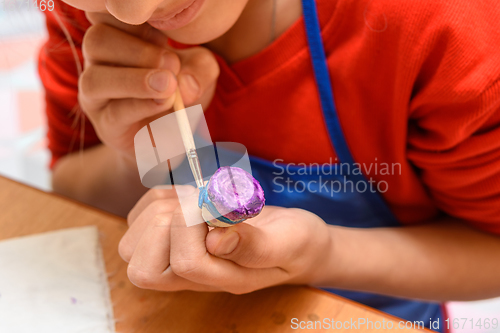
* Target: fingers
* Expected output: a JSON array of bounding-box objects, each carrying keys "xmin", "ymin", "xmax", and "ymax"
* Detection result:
[
  {"xmin": 83, "ymin": 24, "xmax": 180, "ymax": 72},
  {"xmin": 122, "ymin": 189, "xmax": 291, "ymax": 294},
  {"xmin": 127, "ymin": 185, "xmax": 198, "ymax": 226},
  {"xmin": 128, "ymin": 265, "xmax": 221, "ymax": 292},
  {"xmin": 121, "ymin": 186, "xmax": 198, "ymax": 263},
  {"xmin": 124, "ymin": 186, "xmax": 222, "ymax": 292},
  {"xmin": 205, "ymin": 208, "xmax": 306, "ymax": 269},
  {"xmin": 85, "ymin": 12, "xmax": 168, "ymax": 47},
  {"xmin": 176, "ymin": 47, "xmax": 220, "ymax": 105},
  {"xmin": 128, "ymin": 187, "xmax": 179, "ymax": 225},
  {"xmin": 127, "ymin": 213, "xmax": 172, "ymax": 274},
  {"xmin": 205, "ymin": 223, "xmax": 286, "ymax": 269},
  {"xmin": 120, "ymin": 198, "xmax": 179, "ymax": 262},
  {"xmin": 81, "ymin": 12, "xmax": 219, "ymax": 123},
  {"xmin": 126, "ymin": 213, "xmax": 221, "ymax": 292},
  {"xmin": 102, "ymin": 96, "xmax": 176, "ymax": 128},
  {"xmin": 79, "ymin": 66, "xmax": 176, "ymax": 102},
  {"xmin": 169, "ymin": 200, "xmax": 289, "ymax": 294}
]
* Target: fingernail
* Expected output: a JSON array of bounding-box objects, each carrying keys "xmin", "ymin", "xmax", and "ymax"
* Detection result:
[
  {"xmin": 215, "ymin": 231, "xmax": 239, "ymax": 256},
  {"xmin": 179, "ymin": 74, "xmax": 200, "ymax": 98},
  {"xmin": 149, "ymin": 71, "xmax": 170, "ymax": 92},
  {"xmin": 175, "ymin": 185, "xmax": 196, "ymax": 198}
]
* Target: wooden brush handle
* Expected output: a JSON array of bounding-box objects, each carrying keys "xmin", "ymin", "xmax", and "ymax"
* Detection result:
[
  {"xmin": 173, "ymin": 88, "xmax": 205, "ymax": 188},
  {"xmin": 173, "ymin": 87, "xmax": 186, "ymax": 111},
  {"xmin": 173, "ymin": 88, "xmax": 196, "ymax": 152}
]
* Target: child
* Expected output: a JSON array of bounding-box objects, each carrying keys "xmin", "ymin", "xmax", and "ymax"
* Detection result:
[{"xmin": 39, "ymin": 0, "xmax": 500, "ymax": 331}]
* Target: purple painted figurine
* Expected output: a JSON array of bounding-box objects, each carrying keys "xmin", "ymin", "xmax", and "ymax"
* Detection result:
[{"xmin": 203, "ymin": 166, "xmax": 265, "ymax": 227}]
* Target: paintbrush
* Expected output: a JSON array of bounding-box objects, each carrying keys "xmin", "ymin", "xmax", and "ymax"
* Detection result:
[
  {"xmin": 172, "ymin": 89, "xmax": 265, "ymax": 227},
  {"xmin": 172, "ymin": 88, "xmax": 205, "ymax": 189}
]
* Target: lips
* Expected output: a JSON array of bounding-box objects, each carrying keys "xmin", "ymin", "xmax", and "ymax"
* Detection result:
[{"xmin": 148, "ymin": 0, "xmax": 205, "ymax": 31}]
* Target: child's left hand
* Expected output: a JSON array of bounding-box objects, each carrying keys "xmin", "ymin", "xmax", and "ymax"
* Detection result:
[{"xmin": 119, "ymin": 186, "xmax": 332, "ymax": 294}]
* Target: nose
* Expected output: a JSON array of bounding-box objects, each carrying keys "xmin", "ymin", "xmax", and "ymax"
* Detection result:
[{"xmin": 105, "ymin": 0, "xmax": 164, "ymax": 25}]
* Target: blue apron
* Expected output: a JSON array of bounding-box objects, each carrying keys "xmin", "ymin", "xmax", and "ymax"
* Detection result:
[
  {"xmin": 156, "ymin": 0, "xmax": 443, "ymax": 330},
  {"xmin": 245, "ymin": 0, "xmax": 444, "ymax": 331}
]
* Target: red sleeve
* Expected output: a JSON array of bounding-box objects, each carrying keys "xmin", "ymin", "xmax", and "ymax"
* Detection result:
[
  {"xmin": 406, "ymin": 1, "xmax": 500, "ymax": 234},
  {"xmin": 38, "ymin": 1, "xmax": 100, "ymax": 168}
]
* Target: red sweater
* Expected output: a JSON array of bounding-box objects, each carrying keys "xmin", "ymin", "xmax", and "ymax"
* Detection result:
[{"xmin": 39, "ymin": 0, "xmax": 500, "ymax": 233}]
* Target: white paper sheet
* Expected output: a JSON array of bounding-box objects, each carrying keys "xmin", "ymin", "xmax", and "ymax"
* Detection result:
[{"xmin": 0, "ymin": 226, "xmax": 115, "ymax": 333}]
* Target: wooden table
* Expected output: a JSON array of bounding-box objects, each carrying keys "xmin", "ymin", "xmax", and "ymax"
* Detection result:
[{"xmin": 0, "ymin": 176, "xmax": 430, "ymax": 333}]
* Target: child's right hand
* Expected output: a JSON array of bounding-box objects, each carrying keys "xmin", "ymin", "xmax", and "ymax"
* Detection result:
[{"xmin": 79, "ymin": 12, "xmax": 220, "ymax": 167}]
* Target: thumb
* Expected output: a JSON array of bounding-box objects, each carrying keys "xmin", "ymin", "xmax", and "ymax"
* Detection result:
[
  {"xmin": 206, "ymin": 223, "xmax": 284, "ymax": 269},
  {"xmin": 175, "ymin": 46, "xmax": 220, "ymax": 106}
]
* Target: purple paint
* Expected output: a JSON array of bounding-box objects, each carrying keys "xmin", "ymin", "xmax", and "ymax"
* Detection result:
[
  {"xmin": 207, "ymin": 166, "xmax": 265, "ymax": 222},
  {"xmin": 70, "ymin": 297, "xmax": 77, "ymax": 304}
]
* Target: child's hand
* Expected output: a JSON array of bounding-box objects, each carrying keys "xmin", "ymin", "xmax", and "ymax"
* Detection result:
[
  {"xmin": 79, "ymin": 13, "xmax": 219, "ymax": 167},
  {"xmin": 119, "ymin": 186, "xmax": 333, "ymax": 294}
]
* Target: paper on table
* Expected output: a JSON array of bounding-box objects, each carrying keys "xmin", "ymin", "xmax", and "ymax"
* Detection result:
[{"xmin": 0, "ymin": 226, "xmax": 115, "ymax": 333}]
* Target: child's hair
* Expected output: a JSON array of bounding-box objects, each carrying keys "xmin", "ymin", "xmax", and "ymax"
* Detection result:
[{"xmin": 42, "ymin": 2, "xmax": 88, "ymax": 162}]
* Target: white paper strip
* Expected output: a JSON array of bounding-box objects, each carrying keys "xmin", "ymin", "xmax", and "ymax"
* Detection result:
[{"xmin": 0, "ymin": 226, "xmax": 115, "ymax": 333}]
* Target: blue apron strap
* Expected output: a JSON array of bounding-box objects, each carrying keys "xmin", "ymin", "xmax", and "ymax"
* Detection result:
[
  {"xmin": 301, "ymin": 0, "xmax": 398, "ymax": 223},
  {"xmin": 301, "ymin": 0, "xmax": 353, "ymax": 166}
]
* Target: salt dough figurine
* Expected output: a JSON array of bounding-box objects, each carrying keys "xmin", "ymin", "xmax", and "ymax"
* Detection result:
[{"xmin": 198, "ymin": 166, "xmax": 265, "ymax": 227}]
